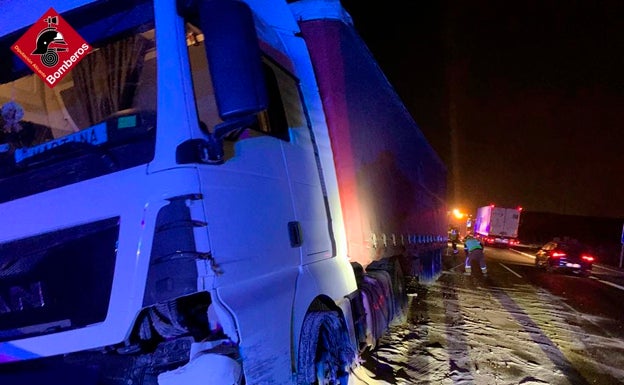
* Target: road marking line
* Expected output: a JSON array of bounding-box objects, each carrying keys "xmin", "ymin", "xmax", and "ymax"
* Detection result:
[
  {"xmin": 448, "ymin": 262, "xmax": 464, "ymax": 272},
  {"xmin": 589, "ymin": 276, "xmax": 624, "ymax": 291},
  {"xmin": 509, "ymin": 249, "xmax": 535, "ymax": 259},
  {"xmin": 499, "ymin": 263, "xmax": 523, "ymax": 278},
  {"xmin": 593, "ymin": 264, "xmax": 623, "ymax": 273}
]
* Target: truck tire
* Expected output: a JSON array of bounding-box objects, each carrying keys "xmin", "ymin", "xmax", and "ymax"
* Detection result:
[
  {"xmin": 368, "ymin": 256, "xmax": 407, "ymax": 320},
  {"xmin": 297, "ymin": 310, "xmax": 355, "ymax": 385}
]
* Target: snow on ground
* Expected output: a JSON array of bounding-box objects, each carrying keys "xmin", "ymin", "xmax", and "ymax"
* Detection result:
[{"xmin": 349, "ymin": 271, "xmax": 624, "ymax": 385}]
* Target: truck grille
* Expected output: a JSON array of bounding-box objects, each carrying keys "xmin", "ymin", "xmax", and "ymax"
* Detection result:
[{"xmin": 0, "ymin": 217, "xmax": 119, "ymax": 341}]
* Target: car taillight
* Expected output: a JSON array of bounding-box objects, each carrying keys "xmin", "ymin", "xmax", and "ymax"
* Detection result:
[
  {"xmin": 551, "ymin": 251, "xmax": 566, "ymax": 258},
  {"xmin": 581, "ymin": 255, "xmax": 595, "ymax": 262}
]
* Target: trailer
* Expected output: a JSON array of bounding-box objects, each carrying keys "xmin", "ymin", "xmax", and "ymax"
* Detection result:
[
  {"xmin": 474, "ymin": 205, "xmax": 522, "ymax": 247},
  {"xmin": 0, "ymin": 0, "xmax": 447, "ymax": 383}
]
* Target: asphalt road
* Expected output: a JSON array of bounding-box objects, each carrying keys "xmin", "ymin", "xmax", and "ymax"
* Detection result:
[
  {"xmin": 445, "ymin": 245, "xmax": 624, "ymax": 340},
  {"xmin": 354, "ymin": 246, "xmax": 624, "ymax": 384}
]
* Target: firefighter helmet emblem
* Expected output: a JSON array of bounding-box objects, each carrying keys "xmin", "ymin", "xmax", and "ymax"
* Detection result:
[{"xmin": 31, "ymin": 16, "xmax": 67, "ymax": 67}]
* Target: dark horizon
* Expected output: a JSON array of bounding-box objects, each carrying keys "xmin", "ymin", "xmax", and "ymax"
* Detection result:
[{"xmin": 342, "ymin": 0, "xmax": 624, "ymax": 219}]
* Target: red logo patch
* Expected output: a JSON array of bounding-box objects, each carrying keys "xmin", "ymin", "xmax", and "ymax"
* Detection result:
[{"xmin": 11, "ymin": 8, "xmax": 90, "ymax": 88}]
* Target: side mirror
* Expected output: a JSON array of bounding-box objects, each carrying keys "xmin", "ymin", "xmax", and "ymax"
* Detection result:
[{"xmin": 192, "ymin": 0, "xmax": 269, "ymax": 120}]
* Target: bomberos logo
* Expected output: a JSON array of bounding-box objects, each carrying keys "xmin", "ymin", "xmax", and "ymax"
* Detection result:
[{"xmin": 11, "ymin": 7, "xmax": 90, "ymax": 88}]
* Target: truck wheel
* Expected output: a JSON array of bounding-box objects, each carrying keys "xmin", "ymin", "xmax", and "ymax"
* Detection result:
[{"xmin": 297, "ymin": 310, "xmax": 354, "ymax": 385}]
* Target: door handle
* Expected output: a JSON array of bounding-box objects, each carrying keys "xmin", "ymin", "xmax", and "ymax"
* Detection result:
[{"xmin": 288, "ymin": 221, "xmax": 303, "ymax": 247}]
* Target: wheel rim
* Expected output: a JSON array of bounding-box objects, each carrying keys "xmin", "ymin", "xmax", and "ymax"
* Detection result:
[
  {"xmin": 315, "ymin": 347, "xmax": 334, "ymax": 385},
  {"xmin": 314, "ymin": 328, "xmax": 347, "ymax": 385}
]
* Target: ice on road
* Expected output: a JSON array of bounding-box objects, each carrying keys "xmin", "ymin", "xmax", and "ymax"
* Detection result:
[{"xmin": 349, "ymin": 271, "xmax": 624, "ymax": 385}]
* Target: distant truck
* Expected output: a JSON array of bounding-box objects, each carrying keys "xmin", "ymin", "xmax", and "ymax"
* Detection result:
[{"xmin": 474, "ymin": 205, "xmax": 522, "ymax": 247}]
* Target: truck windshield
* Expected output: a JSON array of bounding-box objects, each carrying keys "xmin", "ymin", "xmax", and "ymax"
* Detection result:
[{"xmin": 0, "ymin": 0, "xmax": 156, "ymax": 202}]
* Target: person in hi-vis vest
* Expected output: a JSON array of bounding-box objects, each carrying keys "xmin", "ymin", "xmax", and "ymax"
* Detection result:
[
  {"xmin": 464, "ymin": 233, "xmax": 487, "ymax": 276},
  {"xmin": 449, "ymin": 227, "xmax": 460, "ymax": 254}
]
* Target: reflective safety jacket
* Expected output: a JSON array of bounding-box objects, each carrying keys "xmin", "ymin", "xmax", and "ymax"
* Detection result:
[{"xmin": 464, "ymin": 237, "xmax": 483, "ymax": 252}]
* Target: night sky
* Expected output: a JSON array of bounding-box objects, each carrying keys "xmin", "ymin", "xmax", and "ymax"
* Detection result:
[{"xmin": 341, "ymin": 0, "xmax": 624, "ymax": 219}]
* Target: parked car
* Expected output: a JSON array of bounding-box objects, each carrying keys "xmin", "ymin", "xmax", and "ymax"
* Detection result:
[{"xmin": 534, "ymin": 237, "xmax": 595, "ymax": 277}]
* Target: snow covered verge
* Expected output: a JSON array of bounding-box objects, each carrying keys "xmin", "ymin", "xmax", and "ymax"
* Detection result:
[{"xmin": 349, "ymin": 271, "xmax": 624, "ymax": 385}]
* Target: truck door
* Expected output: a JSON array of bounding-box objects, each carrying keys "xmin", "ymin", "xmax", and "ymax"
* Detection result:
[
  {"xmin": 182, "ymin": 19, "xmax": 333, "ymax": 381},
  {"xmin": 266, "ymin": 59, "xmax": 335, "ymax": 266},
  {"xmin": 186, "ymin": 40, "xmax": 301, "ymax": 278}
]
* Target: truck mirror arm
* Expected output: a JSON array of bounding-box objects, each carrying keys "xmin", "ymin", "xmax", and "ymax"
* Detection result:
[
  {"xmin": 213, "ymin": 114, "xmax": 258, "ymax": 140},
  {"xmin": 175, "ymin": 115, "xmax": 258, "ymax": 165}
]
